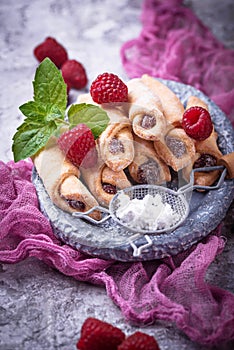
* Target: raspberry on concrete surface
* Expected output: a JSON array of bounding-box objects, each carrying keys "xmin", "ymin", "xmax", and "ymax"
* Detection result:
[
  {"xmin": 34, "ymin": 37, "xmax": 68, "ymax": 68},
  {"xmin": 76, "ymin": 317, "xmax": 125, "ymax": 350},
  {"xmin": 118, "ymin": 331, "xmax": 160, "ymax": 350},
  {"xmin": 61, "ymin": 59, "xmax": 88, "ymax": 90}
]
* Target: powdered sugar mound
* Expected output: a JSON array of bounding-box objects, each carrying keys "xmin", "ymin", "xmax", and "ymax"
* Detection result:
[{"xmin": 116, "ymin": 192, "xmax": 180, "ymax": 231}]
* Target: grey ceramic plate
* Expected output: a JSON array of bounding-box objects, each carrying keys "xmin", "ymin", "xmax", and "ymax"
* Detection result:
[{"xmin": 32, "ymin": 79, "xmax": 234, "ymax": 261}]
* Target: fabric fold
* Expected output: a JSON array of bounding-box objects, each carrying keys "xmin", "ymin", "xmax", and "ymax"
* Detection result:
[{"xmin": 120, "ymin": 0, "xmax": 234, "ymax": 124}]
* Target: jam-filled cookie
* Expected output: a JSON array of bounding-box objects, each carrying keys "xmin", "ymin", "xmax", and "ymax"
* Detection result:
[
  {"xmin": 154, "ymin": 127, "xmax": 196, "ymax": 171},
  {"xmin": 33, "ymin": 142, "xmax": 100, "ymax": 219},
  {"xmin": 80, "ymin": 155, "xmax": 131, "ymax": 208},
  {"xmin": 141, "ymin": 74, "xmax": 185, "ymax": 127},
  {"xmin": 127, "ymin": 78, "xmax": 168, "ymax": 141},
  {"xmin": 128, "ymin": 135, "xmax": 171, "ymax": 185}
]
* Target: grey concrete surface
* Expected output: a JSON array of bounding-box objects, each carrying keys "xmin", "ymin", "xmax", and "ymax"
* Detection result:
[{"xmin": 0, "ymin": 1, "xmax": 233, "ymax": 349}]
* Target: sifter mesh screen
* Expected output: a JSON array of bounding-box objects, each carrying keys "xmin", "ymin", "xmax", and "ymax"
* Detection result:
[{"xmin": 109, "ymin": 185, "xmax": 190, "ymax": 234}]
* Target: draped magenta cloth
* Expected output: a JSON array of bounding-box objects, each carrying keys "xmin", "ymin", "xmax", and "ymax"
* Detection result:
[
  {"xmin": 1, "ymin": 0, "xmax": 234, "ymax": 346},
  {"xmin": 120, "ymin": 0, "xmax": 234, "ymax": 125}
]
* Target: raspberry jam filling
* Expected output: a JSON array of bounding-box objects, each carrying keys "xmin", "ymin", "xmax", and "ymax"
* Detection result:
[
  {"xmin": 63, "ymin": 198, "xmax": 86, "ymax": 211},
  {"xmin": 193, "ymin": 153, "xmax": 217, "ymax": 168},
  {"xmin": 108, "ymin": 137, "xmax": 124, "ymax": 154},
  {"xmin": 141, "ymin": 115, "xmax": 156, "ymax": 129},
  {"xmin": 137, "ymin": 160, "xmax": 160, "ymax": 184},
  {"xmin": 102, "ymin": 183, "xmax": 117, "ymax": 194},
  {"xmin": 165, "ymin": 136, "xmax": 186, "ymax": 158},
  {"xmin": 140, "ymin": 115, "xmax": 156, "ymax": 129}
]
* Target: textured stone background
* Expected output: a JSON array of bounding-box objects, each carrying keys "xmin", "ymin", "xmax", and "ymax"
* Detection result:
[{"xmin": 0, "ymin": 1, "xmax": 234, "ymax": 349}]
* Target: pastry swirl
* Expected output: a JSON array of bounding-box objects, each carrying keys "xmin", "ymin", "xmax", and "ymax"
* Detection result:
[
  {"xmin": 127, "ymin": 78, "xmax": 167, "ymax": 141},
  {"xmin": 128, "ymin": 136, "xmax": 171, "ymax": 185},
  {"xmin": 141, "ymin": 74, "xmax": 185, "ymax": 127},
  {"xmin": 154, "ymin": 128, "xmax": 196, "ymax": 171}
]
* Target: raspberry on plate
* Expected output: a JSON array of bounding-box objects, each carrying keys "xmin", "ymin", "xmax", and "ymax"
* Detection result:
[
  {"xmin": 57, "ymin": 124, "xmax": 97, "ymax": 168},
  {"xmin": 90, "ymin": 72, "xmax": 128, "ymax": 104},
  {"xmin": 61, "ymin": 59, "xmax": 88, "ymax": 90},
  {"xmin": 76, "ymin": 317, "xmax": 125, "ymax": 350},
  {"xmin": 34, "ymin": 37, "xmax": 68, "ymax": 68},
  {"xmin": 182, "ymin": 106, "xmax": 213, "ymax": 141},
  {"xmin": 118, "ymin": 331, "xmax": 160, "ymax": 350}
]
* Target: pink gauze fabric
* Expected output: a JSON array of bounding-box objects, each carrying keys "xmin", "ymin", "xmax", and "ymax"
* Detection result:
[
  {"xmin": 120, "ymin": 0, "xmax": 234, "ymax": 125},
  {"xmin": 1, "ymin": 160, "xmax": 234, "ymax": 346}
]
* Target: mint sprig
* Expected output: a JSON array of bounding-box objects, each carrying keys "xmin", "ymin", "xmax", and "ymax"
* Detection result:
[
  {"xmin": 12, "ymin": 58, "xmax": 68, "ymax": 162},
  {"xmin": 68, "ymin": 103, "xmax": 109, "ymax": 139},
  {"xmin": 12, "ymin": 58, "xmax": 110, "ymax": 162}
]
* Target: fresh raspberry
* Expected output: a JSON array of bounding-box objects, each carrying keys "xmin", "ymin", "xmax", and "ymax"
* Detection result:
[
  {"xmin": 90, "ymin": 72, "xmax": 128, "ymax": 104},
  {"xmin": 34, "ymin": 37, "xmax": 68, "ymax": 68},
  {"xmin": 57, "ymin": 124, "xmax": 97, "ymax": 168},
  {"xmin": 61, "ymin": 59, "xmax": 88, "ymax": 89},
  {"xmin": 182, "ymin": 106, "xmax": 213, "ymax": 141},
  {"xmin": 76, "ymin": 317, "xmax": 125, "ymax": 350},
  {"xmin": 118, "ymin": 331, "xmax": 160, "ymax": 350}
]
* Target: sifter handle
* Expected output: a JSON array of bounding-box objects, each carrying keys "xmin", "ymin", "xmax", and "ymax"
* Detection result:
[{"xmin": 72, "ymin": 205, "xmax": 111, "ymax": 224}]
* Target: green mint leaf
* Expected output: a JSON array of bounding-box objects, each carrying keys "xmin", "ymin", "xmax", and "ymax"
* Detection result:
[
  {"xmin": 20, "ymin": 101, "xmax": 64, "ymax": 122},
  {"xmin": 13, "ymin": 102, "xmax": 67, "ymax": 161},
  {"xmin": 12, "ymin": 58, "xmax": 68, "ymax": 161},
  {"xmin": 67, "ymin": 103, "xmax": 110, "ymax": 139},
  {"xmin": 20, "ymin": 101, "xmax": 47, "ymax": 120},
  {"xmin": 33, "ymin": 58, "xmax": 67, "ymax": 113},
  {"xmin": 12, "ymin": 120, "xmax": 58, "ymax": 162}
]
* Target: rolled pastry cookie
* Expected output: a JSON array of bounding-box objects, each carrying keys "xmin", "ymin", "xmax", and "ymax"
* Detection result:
[
  {"xmin": 184, "ymin": 131, "xmax": 223, "ymax": 186},
  {"xmin": 154, "ymin": 128, "xmax": 196, "ymax": 171},
  {"xmin": 186, "ymin": 95, "xmax": 209, "ymax": 111},
  {"xmin": 128, "ymin": 136, "xmax": 171, "ymax": 185},
  {"xmin": 183, "ymin": 96, "xmax": 223, "ymax": 186},
  {"xmin": 183, "ymin": 151, "xmax": 222, "ymax": 188},
  {"xmin": 141, "ymin": 74, "xmax": 185, "ymax": 126},
  {"xmin": 81, "ymin": 159, "xmax": 131, "ymax": 207},
  {"xmin": 127, "ymin": 78, "xmax": 168, "ymax": 141},
  {"xmin": 78, "ymin": 93, "xmax": 134, "ymax": 172},
  {"xmin": 33, "ymin": 143, "xmax": 100, "ymax": 219}
]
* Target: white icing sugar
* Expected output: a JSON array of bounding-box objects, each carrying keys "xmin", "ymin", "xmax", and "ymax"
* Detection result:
[{"xmin": 115, "ymin": 192, "xmax": 180, "ymax": 231}]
